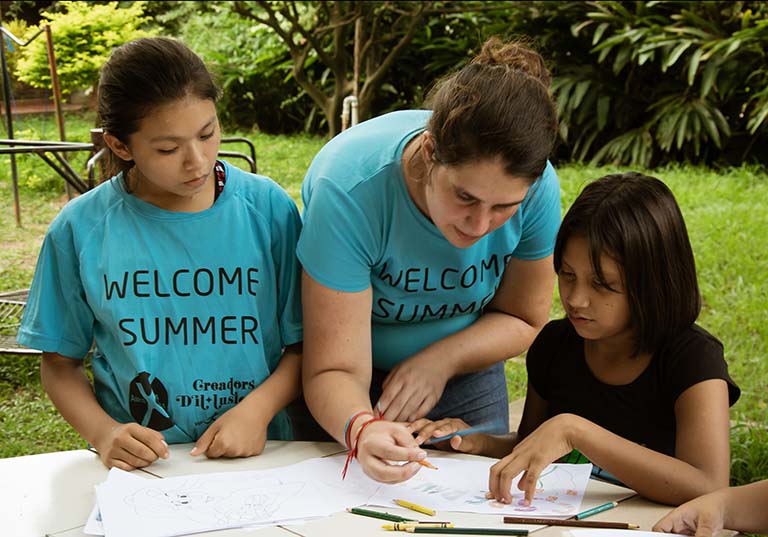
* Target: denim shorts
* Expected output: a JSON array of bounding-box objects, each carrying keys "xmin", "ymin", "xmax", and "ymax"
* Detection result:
[
  {"xmin": 287, "ymin": 361, "xmax": 510, "ymax": 441},
  {"xmin": 370, "ymin": 361, "xmax": 510, "ymax": 432}
]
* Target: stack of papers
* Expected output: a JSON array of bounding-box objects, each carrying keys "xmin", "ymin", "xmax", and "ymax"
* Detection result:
[{"xmin": 86, "ymin": 455, "xmax": 592, "ymax": 537}]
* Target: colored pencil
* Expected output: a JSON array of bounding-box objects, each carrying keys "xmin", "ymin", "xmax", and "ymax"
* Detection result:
[
  {"xmin": 383, "ymin": 522, "xmax": 455, "ymax": 530},
  {"xmin": 346, "ymin": 506, "xmax": 417, "ymax": 522},
  {"xmin": 424, "ymin": 423, "xmax": 500, "ymax": 445},
  {"xmin": 417, "ymin": 459, "xmax": 439, "ymax": 469},
  {"xmin": 503, "ymin": 516, "xmax": 638, "ymax": 529},
  {"xmin": 405, "ymin": 527, "xmax": 528, "ymax": 535},
  {"xmin": 575, "ymin": 501, "xmax": 619, "ymax": 520},
  {"xmin": 395, "ymin": 499, "xmax": 436, "ymax": 516}
]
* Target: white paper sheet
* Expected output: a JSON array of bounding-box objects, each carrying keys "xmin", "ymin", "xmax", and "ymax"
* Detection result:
[
  {"xmin": 84, "ymin": 468, "xmax": 147, "ymax": 535},
  {"xmin": 367, "ymin": 459, "xmax": 592, "ymax": 518},
  {"xmin": 94, "ymin": 455, "xmax": 380, "ymax": 537},
  {"xmin": 567, "ymin": 530, "xmax": 684, "ymax": 537}
]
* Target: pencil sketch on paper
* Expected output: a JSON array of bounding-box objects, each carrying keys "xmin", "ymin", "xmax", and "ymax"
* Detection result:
[{"xmin": 124, "ymin": 477, "xmax": 305, "ymax": 525}]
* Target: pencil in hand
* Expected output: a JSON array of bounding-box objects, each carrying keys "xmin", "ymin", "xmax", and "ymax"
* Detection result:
[{"xmin": 417, "ymin": 458, "xmax": 438, "ymax": 469}]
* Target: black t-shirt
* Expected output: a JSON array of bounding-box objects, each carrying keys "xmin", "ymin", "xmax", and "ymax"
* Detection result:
[{"xmin": 527, "ymin": 319, "xmax": 741, "ymax": 456}]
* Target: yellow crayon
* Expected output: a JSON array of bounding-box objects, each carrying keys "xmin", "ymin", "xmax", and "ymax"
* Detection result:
[{"xmin": 394, "ymin": 499, "xmax": 436, "ymax": 517}]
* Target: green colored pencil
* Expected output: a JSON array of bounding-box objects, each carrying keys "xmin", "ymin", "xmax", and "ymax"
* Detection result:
[{"xmin": 346, "ymin": 506, "xmax": 417, "ymax": 523}]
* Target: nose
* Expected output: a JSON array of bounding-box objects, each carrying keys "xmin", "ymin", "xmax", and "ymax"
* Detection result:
[
  {"xmin": 564, "ymin": 281, "xmax": 590, "ymax": 309},
  {"xmin": 184, "ymin": 141, "xmax": 207, "ymax": 171},
  {"xmin": 465, "ymin": 206, "xmax": 493, "ymax": 237}
]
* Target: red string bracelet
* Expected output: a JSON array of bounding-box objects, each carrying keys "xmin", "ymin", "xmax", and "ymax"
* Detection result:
[
  {"xmin": 344, "ymin": 410, "xmax": 373, "ymax": 449},
  {"xmin": 342, "ymin": 416, "xmax": 384, "ymax": 479}
]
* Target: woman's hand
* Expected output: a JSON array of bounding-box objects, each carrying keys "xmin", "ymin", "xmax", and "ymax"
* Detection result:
[
  {"xmin": 93, "ymin": 422, "xmax": 169, "ymax": 471},
  {"xmin": 191, "ymin": 401, "xmax": 270, "ymax": 458},
  {"xmin": 378, "ymin": 353, "xmax": 452, "ymax": 422},
  {"xmin": 354, "ymin": 420, "xmax": 428, "ymax": 483},
  {"xmin": 487, "ymin": 414, "xmax": 578, "ymax": 505}
]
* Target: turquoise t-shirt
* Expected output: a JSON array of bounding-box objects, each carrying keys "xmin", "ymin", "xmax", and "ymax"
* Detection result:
[
  {"xmin": 18, "ymin": 161, "xmax": 303, "ymax": 442},
  {"xmin": 297, "ymin": 110, "xmax": 561, "ymax": 370}
]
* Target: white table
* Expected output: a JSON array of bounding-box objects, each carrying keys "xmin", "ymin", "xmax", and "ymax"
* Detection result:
[{"xmin": 2, "ymin": 442, "xmax": 680, "ymax": 537}]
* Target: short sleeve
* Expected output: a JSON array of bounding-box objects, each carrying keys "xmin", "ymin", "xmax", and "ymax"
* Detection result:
[
  {"xmin": 525, "ymin": 321, "xmax": 561, "ymax": 401},
  {"xmin": 17, "ymin": 225, "xmax": 94, "ymax": 359},
  {"xmin": 297, "ymin": 177, "xmax": 378, "ymax": 292},
  {"xmin": 513, "ymin": 161, "xmax": 561, "ymax": 260},
  {"xmin": 269, "ymin": 188, "xmax": 304, "ymax": 349},
  {"xmin": 663, "ymin": 327, "xmax": 741, "ymax": 407}
]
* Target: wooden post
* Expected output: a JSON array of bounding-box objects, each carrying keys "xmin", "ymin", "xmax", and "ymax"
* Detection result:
[{"xmin": 44, "ymin": 24, "xmax": 72, "ymax": 199}]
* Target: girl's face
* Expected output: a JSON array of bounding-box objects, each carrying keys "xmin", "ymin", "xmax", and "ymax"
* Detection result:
[
  {"xmin": 558, "ymin": 235, "xmax": 632, "ymax": 343},
  {"xmin": 111, "ymin": 95, "xmax": 221, "ymax": 210},
  {"xmin": 419, "ymin": 151, "xmax": 530, "ymax": 248}
]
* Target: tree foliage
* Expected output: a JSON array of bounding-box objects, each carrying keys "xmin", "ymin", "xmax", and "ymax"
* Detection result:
[
  {"xmin": 229, "ymin": 1, "xmax": 509, "ymax": 137},
  {"xmin": 14, "ymin": 1, "xmax": 153, "ymax": 96},
  {"xmin": 543, "ymin": 1, "xmax": 768, "ymax": 167}
]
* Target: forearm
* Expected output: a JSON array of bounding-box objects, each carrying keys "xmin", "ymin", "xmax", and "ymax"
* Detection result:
[
  {"xmin": 238, "ymin": 344, "xmax": 303, "ymax": 421},
  {"xmin": 40, "ymin": 353, "xmax": 119, "ymax": 447},
  {"xmin": 421, "ymin": 311, "xmax": 542, "ymax": 377},
  {"xmin": 303, "ymin": 368, "xmax": 374, "ymax": 446},
  {"xmin": 567, "ymin": 415, "xmax": 728, "ymax": 504},
  {"xmin": 720, "ymin": 480, "xmax": 768, "ymax": 533}
]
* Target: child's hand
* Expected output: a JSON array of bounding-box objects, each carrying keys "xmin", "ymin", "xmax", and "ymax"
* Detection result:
[
  {"xmin": 355, "ymin": 419, "xmax": 427, "ymax": 483},
  {"xmin": 191, "ymin": 403, "xmax": 269, "ymax": 458},
  {"xmin": 653, "ymin": 491, "xmax": 727, "ymax": 536},
  {"xmin": 408, "ymin": 417, "xmax": 469, "ymax": 446},
  {"xmin": 487, "ymin": 414, "xmax": 577, "ymax": 505},
  {"xmin": 94, "ymin": 422, "xmax": 169, "ymax": 470}
]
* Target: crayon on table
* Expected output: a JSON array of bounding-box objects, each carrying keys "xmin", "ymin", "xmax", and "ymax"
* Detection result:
[
  {"xmin": 503, "ymin": 516, "xmax": 638, "ymax": 529},
  {"xmin": 405, "ymin": 527, "xmax": 529, "ymax": 535},
  {"xmin": 394, "ymin": 499, "xmax": 436, "ymax": 516},
  {"xmin": 575, "ymin": 501, "xmax": 619, "ymax": 520},
  {"xmin": 346, "ymin": 506, "xmax": 417, "ymax": 522}
]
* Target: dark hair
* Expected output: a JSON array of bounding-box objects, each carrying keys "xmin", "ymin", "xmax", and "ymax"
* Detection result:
[
  {"xmin": 97, "ymin": 37, "xmax": 221, "ymax": 178},
  {"xmin": 553, "ymin": 172, "xmax": 701, "ymax": 355},
  {"xmin": 425, "ymin": 36, "xmax": 557, "ymax": 181}
]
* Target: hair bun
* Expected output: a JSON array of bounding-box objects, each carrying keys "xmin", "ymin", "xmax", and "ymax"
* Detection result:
[{"xmin": 471, "ymin": 37, "xmax": 551, "ymax": 88}]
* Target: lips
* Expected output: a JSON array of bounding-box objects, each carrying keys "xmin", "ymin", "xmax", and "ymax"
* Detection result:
[{"xmin": 455, "ymin": 227, "xmax": 482, "ymax": 242}]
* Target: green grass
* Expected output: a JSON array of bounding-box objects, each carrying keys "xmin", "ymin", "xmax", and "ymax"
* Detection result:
[{"xmin": 1, "ymin": 111, "xmax": 766, "ymax": 486}]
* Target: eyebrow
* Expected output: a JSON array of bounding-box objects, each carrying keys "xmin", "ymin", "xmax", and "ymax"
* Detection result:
[
  {"xmin": 148, "ymin": 117, "xmax": 217, "ymax": 143},
  {"xmin": 455, "ymin": 185, "xmax": 526, "ymax": 207}
]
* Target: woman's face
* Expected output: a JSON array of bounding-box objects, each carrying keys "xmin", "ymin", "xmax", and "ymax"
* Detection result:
[{"xmin": 422, "ymin": 156, "xmax": 531, "ymax": 248}]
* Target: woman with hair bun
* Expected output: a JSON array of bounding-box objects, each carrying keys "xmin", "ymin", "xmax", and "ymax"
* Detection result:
[{"xmin": 298, "ymin": 37, "xmax": 561, "ymax": 483}]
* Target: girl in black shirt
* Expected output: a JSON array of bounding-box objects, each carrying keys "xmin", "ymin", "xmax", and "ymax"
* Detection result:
[{"xmin": 412, "ymin": 172, "xmax": 739, "ymax": 506}]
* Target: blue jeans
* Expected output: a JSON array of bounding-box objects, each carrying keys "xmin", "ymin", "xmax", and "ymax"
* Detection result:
[
  {"xmin": 370, "ymin": 361, "xmax": 509, "ymax": 432},
  {"xmin": 288, "ymin": 361, "xmax": 510, "ymax": 441}
]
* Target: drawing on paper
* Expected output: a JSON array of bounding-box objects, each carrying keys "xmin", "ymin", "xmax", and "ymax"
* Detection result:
[
  {"xmin": 368, "ymin": 459, "xmax": 591, "ymax": 518},
  {"xmin": 124, "ymin": 477, "xmax": 305, "ymax": 525},
  {"xmin": 507, "ymin": 465, "xmax": 583, "ymax": 514}
]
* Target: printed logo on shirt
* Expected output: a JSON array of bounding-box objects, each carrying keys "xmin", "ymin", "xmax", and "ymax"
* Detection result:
[
  {"xmin": 128, "ymin": 372, "xmax": 174, "ymax": 431},
  {"xmin": 103, "ymin": 266, "xmax": 262, "ymax": 347},
  {"xmin": 175, "ymin": 377, "xmax": 256, "ymax": 412},
  {"xmin": 372, "ymin": 253, "xmax": 514, "ymax": 322}
]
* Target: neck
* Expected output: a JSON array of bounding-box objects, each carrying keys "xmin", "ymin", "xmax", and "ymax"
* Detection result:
[
  {"xmin": 584, "ymin": 330, "xmax": 639, "ymax": 362},
  {"xmin": 128, "ymin": 168, "xmax": 215, "ymax": 213}
]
